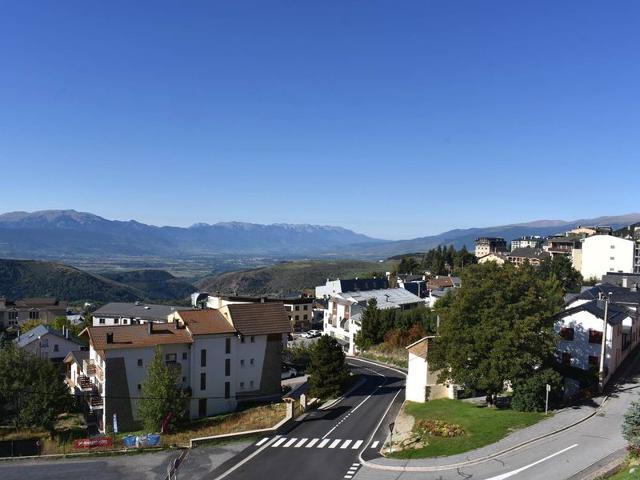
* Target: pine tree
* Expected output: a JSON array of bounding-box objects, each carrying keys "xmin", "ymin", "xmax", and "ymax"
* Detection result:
[
  {"xmin": 308, "ymin": 336, "xmax": 350, "ymax": 399},
  {"xmin": 623, "ymin": 400, "xmax": 640, "ymax": 450},
  {"xmin": 137, "ymin": 347, "xmax": 187, "ymax": 432}
]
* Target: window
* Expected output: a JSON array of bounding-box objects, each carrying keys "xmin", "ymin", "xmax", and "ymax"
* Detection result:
[
  {"xmin": 225, "ymin": 338, "xmax": 231, "ymax": 354},
  {"xmin": 295, "ymin": 315, "xmax": 299, "ymax": 321},
  {"xmin": 303, "ymin": 315, "xmax": 308, "ymax": 320},
  {"xmin": 99, "ymin": 318, "xmax": 105, "ymax": 324},
  {"xmin": 123, "ymin": 319, "xmax": 128, "ymax": 325},
  {"xmin": 225, "ymin": 358, "xmax": 231, "ymax": 376},
  {"xmin": 114, "ymin": 318, "xmax": 119, "ymax": 324},
  {"xmin": 137, "ymin": 384, "xmax": 142, "ymax": 390},
  {"xmin": 559, "ymin": 327, "xmax": 574, "ymax": 341},
  {"xmin": 166, "ymin": 353, "xmax": 177, "ymax": 363},
  {"xmin": 200, "ymin": 349, "xmax": 207, "ymax": 367},
  {"xmin": 224, "ymin": 381, "xmax": 230, "ymax": 399},
  {"xmin": 198, "ymin": 398, "xmax": 207, "ymax": 417},
  {"xmin": 240, "ymin": 382, "xmax": 244, "ymax": 390},
  {"xmin": 250, "ymin": 336, "xmax": 255, "ymax": 343},
  {"xmin": 200, "ymin": 373, "xmax": 206, "ymax": 390},
  {"xmin": 240, "ymin": 336, "xmax": 245, "ymax": 343},
  {"xmin": 589, "ymin": 329, "xmax": 603, "ymax": 344},
  {"xmin": 250, "ymin": 380, "xmax": 254, "ymax": 388},
  {"xmin": 240, "ymin": 359, "xmax": 245, "ymax": 367},
  {"xmin": 295, "ymin": 306, "xmax": 300, "ymax": 311},
  {"xmin": 137, "ymin": 358, "xmax": 143, "ymax": 367},
  {"xmin": 611, "ymin": 245, "xmax": 616, "ymax": 249},
  {"xmin": 182, "ymin": 376, "xmax": 186, "ymax": 383},
  {"xmin": 250, "ymin": 358, "xmax": 254, "ymax": 366},
  {"xmin": 561, "ymin": 352, "xmax": 572, "ymax": 365},
  {"xmin": 29, "ymin": 310, "xmax": 39, "ymax": 320},
  {"xmin": 8, "ymin": 311, "xmax": 17, "ymax": 321},
  {"xmin": 182, "ymin": 352, "xmax": 188, "ymax": 360},
  {"xmin": 588, "ymin": 356, "xmax": 599, "ymax": 366},
  {"xmin": 610, "ymin": 257, "xmax": 615, "ymax": 261},
  {"xmin": 303, "ymin": 305, "xmax": 308, "ymax": 310},
  {"xmin": 53, "ymin": 344, "xmax": 59, "ymax": 352}
]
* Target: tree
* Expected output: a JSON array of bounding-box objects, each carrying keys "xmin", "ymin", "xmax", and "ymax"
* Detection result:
[
  {"xmin": 511, "ymin": 368, "xmax": 562, "ymax": 412},
  {"xmin": 0, "ymin": 345, "xmax": 71, "ymax": 434},
  {"xmin": 623, "ymin": 400, "xmax": 640, "ymax": 451},
  {"xmin": 538, "ymin": 255, "xmax": 583, "ymax": 293},
  {"xmin": 354, "ymin": 298, "xmax": 380, "ymax": 350},
  {"xmin": 308, "ymin": 336, "xmax": 350, "ymax": 399},
  {"xmin": 137, "ymin": 347, "xmax": 187, "ymax": 433},
  {"xmin": 398, "ymin": 257, "xmax": 420, "ymax": 274},
  {"xmin": 429, "ymin": 262, "xmax": 564, "ymax": 405}
]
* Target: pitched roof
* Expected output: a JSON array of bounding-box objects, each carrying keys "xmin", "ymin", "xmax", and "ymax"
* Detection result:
[
  {"xmin": 178, "ymin": 309, "xmax": 237, "ymax": 335},
  {"xmin": 337, "ymin": 288, "xmax": 424, "ymax": 309},
  {"xmin": 15, "ymin": 324, "xmax": 84, "ymax": 348},
  {"xmin": 558, "ymin": 299, "xmax": 631, "ymax": 326},
  {"xmin": 427, "ymin": 276, "xmax": 461, "ymax": 290},
  {"xmin": 86, "ymin": 324, "xmax": 192, "ymax": 352},
  {"xmin": 64, "ymin": 349, "xmax": 90, "ymax": 365},
  {"xmin": 575, "ymin": 283, "xmax": 640, "ymax": 305},
  {"xmin": 405, "ymin": 336, "xmax": 435, "ymax": 359},
  {"xmin": 224, "ymin": 303, "xmax": 291, "ymax": 335}
]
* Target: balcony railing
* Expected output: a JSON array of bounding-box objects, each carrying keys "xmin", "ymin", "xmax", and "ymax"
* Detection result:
[
  {"xmin": 88, "ymin": 395, "xmax": 103, "ymax": 410},
  {"xmin": 78, "ymin": 375, "xmax": 93, "ymax": 391},
  {"xmin": 83, "ymin": 359, "xmax": 104, "ymax": 383}
]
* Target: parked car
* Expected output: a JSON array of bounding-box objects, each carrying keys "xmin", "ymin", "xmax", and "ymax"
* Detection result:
[
  {"xmin": 307, "ymin": 330, "xmax": 322, "ymax": 337},
  {"xmin": 281, "ymin": 365, "xmax": 298, "ymax": 380}
]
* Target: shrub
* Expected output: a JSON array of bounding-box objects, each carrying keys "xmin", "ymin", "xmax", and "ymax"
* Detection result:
[
  {"xmin": 623, "ymin": 400, "xmax": 640, "ymax": 451},
  {"xmin": 511, "ymin": 369, "xmax": 562, "ymax": 412},
  {"xmin": 415, "ymin": 419, "xmax": 465, "ymax": 438}
]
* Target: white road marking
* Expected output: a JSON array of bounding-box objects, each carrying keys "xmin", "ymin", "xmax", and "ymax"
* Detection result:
[
  {"xmin": 271, "ymin": 437, "xmax": 286, "ymax": 447},
  {"xmin": 294, "ymin": 438, "xmax": 308, "ymax": 448},
  {"xmin": 255, "ymin": 437, "xmax": 270, "ymax": 446},
  {"xmin": 485, "ymin": 444, "xmax": 579, "ymax": 480},
  {"xmin": 283, "ymin": 438, "xmax": 297, "ymax": 448},
  {"xmin": 328, "ymin": 439, "xmax": 342, "ymax": 448},
  {"xmin": 213, "ymin": 436, "xmax": 280, "ymax": 480},
  {"xmin": 317, "ymin": 439, "xmax": 330, "ymax": 448},
  {"xmin": 351, "ymin": 440, "xmax": 363, "ymax": 449},
  {"xmin": 352, "ymin": 463, "xmax": 360, "ymax": 467},
  {"xmin": 340, "ymin": 439, "xmax": 352, "ymax": 449},
  {"xmin": 305, "ymin": 438, "xmax": 319, "ymax": 448},
  {"xmin": 344, "ymin": 476, "xmax": 353, "ymax": 479},
  {"xmin": 371, "ymin": 441, "xmax": 379, "ymax": 448}
]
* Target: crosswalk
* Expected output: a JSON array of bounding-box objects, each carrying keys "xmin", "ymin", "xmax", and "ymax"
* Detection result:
[{"xmin": 255, "ymin": 436, "xmax": 380, "ymax": 450}]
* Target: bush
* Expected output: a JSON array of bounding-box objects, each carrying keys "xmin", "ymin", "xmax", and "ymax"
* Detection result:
[
  {"xmin": 415, "ymin": 419, "xmax": 465, "ymax": 438},
  {"xmin": 511, "ymin": 369, "xmax": 562, "ymax": 412},
  {"xmin": 623, "ymin": 400, "xmax": 640, "ymax": 451}
]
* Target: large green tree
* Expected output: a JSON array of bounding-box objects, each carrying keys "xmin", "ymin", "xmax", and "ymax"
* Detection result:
[
  {"xmin": 430, "ymin": 262, "xmax": 564, "ymax": 405},
  {"xmin": 0, "ymin": 345, "xmax": 71, "ymax": 434},
  {"xmin": 308, "ymin": 336, "xmax": 350, "ymax": 399},
  {"xmin": 137, "ymin": 347, "xmax": 188, "ymax": 432},
  {"xmin": 538, "ymin": 255, "xmax": 583, "ymax": 293}
]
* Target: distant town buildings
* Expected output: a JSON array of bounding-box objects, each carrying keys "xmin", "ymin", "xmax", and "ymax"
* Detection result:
[
  {"xmin": 474, "ymin": 237, "xmax": 508, "ymax": 258},
  {"xmin": 580, "ymin": 235, "xmax": 634, "ymax": 281},
  {"xmin": 0, "ymin": 297, "xmax": 67, "ymax": 329},
  {"xmin": 510, "ymin": 236, "xmax": 543, "ymax": 250}
]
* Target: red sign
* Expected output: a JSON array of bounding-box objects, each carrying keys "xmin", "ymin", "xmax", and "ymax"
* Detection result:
[{"xmin": 73, "ymin": 437, "xmax": 113, "ymax": 449}]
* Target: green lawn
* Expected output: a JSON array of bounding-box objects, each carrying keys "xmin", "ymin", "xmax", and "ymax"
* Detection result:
[
  {"xmin": 607, "ymin": 465, "xmax": 640, "ymax": 479},
  {"xmin": 392, "ymin": 399, "xmax": 546, "ymax": 459}
]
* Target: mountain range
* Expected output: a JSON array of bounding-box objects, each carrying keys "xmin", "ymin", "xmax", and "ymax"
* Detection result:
[{"xmin": 1, "ymin": 210, "xmax": 639, "ymax": 260}]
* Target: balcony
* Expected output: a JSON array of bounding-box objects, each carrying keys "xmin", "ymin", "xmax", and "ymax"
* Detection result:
[
  {"xmin": 88, "ymin": 395, "xmax": 103, "ymax": 411},
  {"xmin": 83, "ymin": 359, "xmax": 104, "ymax": 383},
  {"xmin": 78, "ymin": 375, "xmax": 93, "ymax": 392}
]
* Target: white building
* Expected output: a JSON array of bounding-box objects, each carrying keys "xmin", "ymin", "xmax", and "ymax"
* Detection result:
[
  {"xmin": 314, "ymin": 278, "xmax": 389, "ymax": 299},
  {"xmin": 580, "ymin": 235, "xmax": 635, "ymax": 281},
  {"xmin": 67, "ymin": 303, "xmax": 289, "ymax": 433},
  {"xmin": 15, "ymin": 324, "xmax": 85, "ymax": 362},
  {"xmin": 92, "ymin": 302, "xmax": 185, "ymax": 327},
  {"xmin": 555, "ymin": 297, "xmax": 639, "ymax": 392},
  {"xmin": 323, "ymin": 288, "xmax": 424, "ymax": 355},
  {"xmin": 405, "ymin": 337, "xmax": 456, "ymax": 403},
  {"xmin": 510, "ymin": 236, "xmax": 543, "ymax": 250}
]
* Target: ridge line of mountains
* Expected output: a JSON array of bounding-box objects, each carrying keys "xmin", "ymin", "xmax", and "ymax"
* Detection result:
[{"xmin": 1, "ymin": 209, "xmax": 640, "ymax": 259}]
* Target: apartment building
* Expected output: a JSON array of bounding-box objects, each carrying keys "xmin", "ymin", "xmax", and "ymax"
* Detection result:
[
  {"xmin": 580, "ymin": 235, "xmax": 634, "ymax": 281},
  {"xmin": 510, "ymin": 236, "xmax": 543, "ymax": 250},
  {"xmin": 314, "ymin": 278, "xmax": 389, "ymax": 299},
  {"xmin": 191, "ymin": 293, "xmax": 307, "ymax": 331},
  {"xmin": 474, "ymin": 237, "xmax": 507, "ymax": 258},
  {"xmin": 15, "ymin": 324, "xmax": 85, "ymax": 362},
  {"xmin": 506, "ymin": 247, "xmax": 551, "ymax": 267},
  {"xmin": 324, "ymin": 288, "xmax": 424, "ymax": 355},
  {"xmin": 65, "ymin": 303, "xmax": 289, "ymax": 433},
  {"xmin": 91, "ymin": 302, "xmax": 185, "ymax": 326},
  {"xmin": 0, "ymin": 297, "xmax": 67, "ymax": 329}
]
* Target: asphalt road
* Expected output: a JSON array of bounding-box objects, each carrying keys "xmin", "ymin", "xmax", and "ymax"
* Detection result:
[{"xmin": 206, "ymin": 358, "xmax": 406, "ymax": 480}]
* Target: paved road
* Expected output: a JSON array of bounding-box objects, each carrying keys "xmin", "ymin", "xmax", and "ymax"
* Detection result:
[{"xmin": 206, "ymin": 358, "xmax": 406, "ymax": 480}]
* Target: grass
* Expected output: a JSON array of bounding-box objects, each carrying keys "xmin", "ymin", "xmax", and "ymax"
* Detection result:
[
  {"xmin": 605, "ymin": 460, "xmax": 640, "ymax": 479},
  {"xmin": 358, "ymin": 347, "xmax": 408, "ymax": 369},
  {"xmin": 1, "ymin": 403, "xmax": 286, "ymax": 456},
  {"xmin": 392, "ymin": 399, "xmax": 546, "ymax": 459}
]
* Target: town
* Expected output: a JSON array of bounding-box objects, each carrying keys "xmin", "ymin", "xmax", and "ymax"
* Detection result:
[{"xmin": 2, "ymin": 221, "xmax": 640, "ymax": 480}]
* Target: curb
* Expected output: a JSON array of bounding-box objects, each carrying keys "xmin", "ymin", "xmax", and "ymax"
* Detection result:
[{"xmin": 566, "ymin": 447, "xmax": 628, "ymax": 480}]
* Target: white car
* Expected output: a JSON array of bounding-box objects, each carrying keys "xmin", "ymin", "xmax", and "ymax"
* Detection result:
[
  {"xmin": 281, "ymin": 365, "xmax": 298, "ymax": 380},
  {"xmin": 307, "ymin": 330, "xmax": 322, "ymax": 337}
]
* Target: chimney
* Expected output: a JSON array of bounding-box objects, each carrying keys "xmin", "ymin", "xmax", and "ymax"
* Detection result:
[
  {"xmin": 106, "ymin": 332, "xmax": 114, "ymax": 344},
  {"xmin": 147, "ymin": 322, "xmax": 153, "ymax": 335}
]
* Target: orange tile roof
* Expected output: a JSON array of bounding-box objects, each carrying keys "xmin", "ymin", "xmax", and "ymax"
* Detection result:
[
  {"xmin": 178, "ymin": 309, "xmax": 237, "ymax": 335},
  {"xmin": 225, "ymin": 303, "xmax": 291, "ymax": 335}
]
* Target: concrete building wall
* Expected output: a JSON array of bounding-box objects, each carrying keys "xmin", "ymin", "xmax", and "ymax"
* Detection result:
[
  {"xmin": 406, "ymin": 351, "xmax": 428, "ymax": 403},
  {"xmin": 581, "ymin": 235, "xmax": 634, "ymax": 281},
  {"xmin": 19, "ymin": 333, "xmax": 81, "ymax": 361}
]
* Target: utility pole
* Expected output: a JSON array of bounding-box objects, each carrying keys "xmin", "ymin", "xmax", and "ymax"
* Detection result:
[{"xmin": 598, "ymin": 293, "xmax": 611, "ymax": 393}]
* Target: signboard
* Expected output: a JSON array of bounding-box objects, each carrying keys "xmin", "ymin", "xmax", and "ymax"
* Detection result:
[
  {"xmin": 113, "ymin": 413, "xmax": 119, "ymax": 434},
  {"xmin": 73, "ymin": 437, "xmax": 113, "ymax": 449}
]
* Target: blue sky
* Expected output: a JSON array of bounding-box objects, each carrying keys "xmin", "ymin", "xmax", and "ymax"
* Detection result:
[{"xmin": 0, "ymin": 1, "xmax": 638, "ymax": 240}]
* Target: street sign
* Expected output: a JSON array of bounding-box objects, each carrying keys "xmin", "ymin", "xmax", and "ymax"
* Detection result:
[
  {"xmin": 113, "ymin": 413, "xmax": 119, "ymax": 434},
  {"xmin": 546, "ymin": 383, "xmax": 551, "ymax": 392},
  {"xmin": 388, "ymin": 422, "xmax": 395, "ymax": 433}
]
